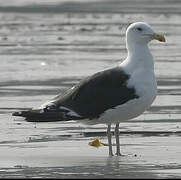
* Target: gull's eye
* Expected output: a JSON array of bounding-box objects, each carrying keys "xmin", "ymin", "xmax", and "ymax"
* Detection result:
[{"xmin": 137, "ymin": 27, "xmax": 143, "ymax": 32}]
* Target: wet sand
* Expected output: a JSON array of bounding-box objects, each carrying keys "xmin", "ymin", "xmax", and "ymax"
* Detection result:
[{"xmin": 1, "ymin": 0, "xmax": 181, "ymax": 178}]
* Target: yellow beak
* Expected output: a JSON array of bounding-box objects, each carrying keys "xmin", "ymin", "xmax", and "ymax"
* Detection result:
[{"xmin": 152, "ymin": 33, "xmax": 166, "ymax": 42}]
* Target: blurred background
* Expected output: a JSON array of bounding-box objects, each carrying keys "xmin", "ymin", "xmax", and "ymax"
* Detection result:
[
  {"xmin": 0, "ymin": 0, "xmax": 180, "ymax": 110},
  {"xmin": 1, "ymin": 0, "xmax": 181, "ymax": 178}
]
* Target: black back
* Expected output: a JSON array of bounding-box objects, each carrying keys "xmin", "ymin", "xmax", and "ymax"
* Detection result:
[{"xmin": 50, "ymin": 66, "xmax": 139, "ymax": 119}]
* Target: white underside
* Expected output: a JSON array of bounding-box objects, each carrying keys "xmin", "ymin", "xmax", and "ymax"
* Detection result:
[
  {"xmin": 79, "ymin": 54, "xmax": 157, "ymax": 125},
  {"xmin": 80, "ymin": 91, "xmax": 156, "ymax": 125}
]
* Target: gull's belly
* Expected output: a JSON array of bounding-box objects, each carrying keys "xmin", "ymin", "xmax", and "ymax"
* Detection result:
[
  {"xmin": 82, "ymin": 90, "xmax": 157, "ymax": 125},
  {"xmin": 84, "ymin": 71, "xmax": 157, "ymax": 125},
  {"xmin": 98, "ymin": 94, "xmax": 156, "ymax": 124}
]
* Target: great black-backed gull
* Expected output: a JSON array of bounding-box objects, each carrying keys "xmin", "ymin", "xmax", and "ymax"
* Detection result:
[{"xmin": 13, "ymin": 22, "xmax": 165, "ymax": 156}]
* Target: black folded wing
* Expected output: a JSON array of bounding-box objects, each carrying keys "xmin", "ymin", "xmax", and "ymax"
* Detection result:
[{"xmin": 13, "ymin": 67, "xmax": 139, "ymax": 122}]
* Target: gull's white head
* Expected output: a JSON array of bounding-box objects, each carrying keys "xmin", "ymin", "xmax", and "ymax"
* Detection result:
[{"xmin": 126, "ymin": 22, "xmax": 165, "ymax": 45}]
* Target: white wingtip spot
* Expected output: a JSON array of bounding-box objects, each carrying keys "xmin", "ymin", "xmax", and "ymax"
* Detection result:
[{"xmin": 40, "ymin": 109, "xmax": 44, "ymax": 113}]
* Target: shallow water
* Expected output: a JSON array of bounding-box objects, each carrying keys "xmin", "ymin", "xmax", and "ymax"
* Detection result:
[{"xmin": 1, "ymin": 0, "xmax": 181, "ymax": 178}]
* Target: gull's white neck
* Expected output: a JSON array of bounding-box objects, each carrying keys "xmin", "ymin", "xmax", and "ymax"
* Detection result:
[{"xmin": 121, "ymin": 41, "xmax": 154, "ymax": 73}]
